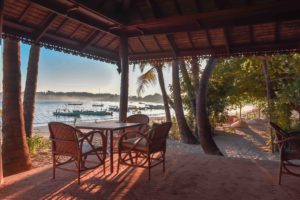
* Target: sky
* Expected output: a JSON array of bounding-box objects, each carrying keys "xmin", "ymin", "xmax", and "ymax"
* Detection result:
[{"xmin": 0, "ymin": 42, "xmax": 172, "ymax": 96}]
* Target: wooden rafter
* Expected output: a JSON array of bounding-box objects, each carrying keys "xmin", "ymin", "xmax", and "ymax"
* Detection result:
[
  {"xmin": 187, "ymin": 32, "xmax": 195, "ymax": 48},
  {"xmin": 103, "ymin": 37, "xmax": 117, "ymax": 48},
  {"xmin": 223, "ymin": 27, "xmax": 230, "ymax": 54},
  {"xmin": 95, "ymin": 33, "xmax": 107, "ymax": 45},
  {"xmin": 80, "ymin": 30, "xmax": 99, "ymax": 51},
  {"xmin": 138, "ymin": 37, "xmax": 148, "ymax": 52},
  {"xmin": 146, "ymin": 0, "xmax": 163, "ymax": 18},
  {"xmin": 249, "ymin": 25, "xmax": 254, "ymax": 44},
  {"xmin": 166, "ymin": 34, "xmax": 178, "ymax": 57},
  {"xmin": 153, "ymin": 35, "xmax": 163, "ymax": 51},
  {"xmin": 128, "ymin": 42, "xmax": 134, "ymax": 53},
  {"xmin": 126, "ymin": 0, "xmax": 300, "ymax": 37},
  {"xmin": 275, "ymin": 21, "xmax": 280, "ymax": 42},
  {"xmin": 70, "ymin": 24, "xmax": 81, "ymax": 39},
  {"xmin": 34, "ymin": 13, "xmax": 58, "ymax": 43},
  {"xmin": 31, "ymin": 0, "xmax": 119, "ymax": 37},
  {"xmin": 3, "ymin": 19, "xmax": 118, "ymax": 60},
  {"xmin": 55, "ymin": 18, "xmax": 68, "ymax": 33},
  {"xmin": 173, "ymin": 0, "xmax": 182, "ymax": 15},
  {"xmin": 18, "ymin": 3, "xmax": 32, "ymax": 23},
  {"xmin": 194, "ymin": 0, "xmax": 203, "ymax": 12}
]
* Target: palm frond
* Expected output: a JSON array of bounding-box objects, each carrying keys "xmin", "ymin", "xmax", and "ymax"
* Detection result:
[{"xmin": 136, "ymin": 67, "xmax": 157, "ymax": 96}]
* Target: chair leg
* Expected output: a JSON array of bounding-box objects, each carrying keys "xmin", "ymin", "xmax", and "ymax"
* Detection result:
[
  {"xmin": 163, "ymin": 152, "xmax": 166, "ymax": 173},
  {"xmin": 52, "ymin": 155, "xmax": 56, "ymax": 180},
  {"xmin": 78, "ymin": 160, "xmax": 81, "ymax": 185},
  {"xmin": 278, "ymin": 161, "xmax": 283, "ymax": 185},
  {"xmin": 117, "ymin": 154, "xmax": 121, "ymax": 174},
  {"xmin": 148, "ymin": 154, "xmax": 151, "ymax": 181}
]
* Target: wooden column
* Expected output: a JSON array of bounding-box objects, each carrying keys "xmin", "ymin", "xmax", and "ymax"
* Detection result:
[
  {"xmin": 0, "ymin": 0, "xmax": 4, "ymax": 185},
  {"xmin": 119, "ymin": 35, "xmax": 129, "ymax": 122}
]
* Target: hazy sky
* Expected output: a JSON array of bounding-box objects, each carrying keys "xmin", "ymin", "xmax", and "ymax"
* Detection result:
[{"xmin": 0, "ymin": 42, "xmax": 172, "ymax": 96}]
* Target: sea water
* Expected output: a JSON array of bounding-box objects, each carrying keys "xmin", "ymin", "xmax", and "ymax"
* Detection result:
[{"xmin": 0, "ymin": 100, "xmax": 165, "ymax": 126}]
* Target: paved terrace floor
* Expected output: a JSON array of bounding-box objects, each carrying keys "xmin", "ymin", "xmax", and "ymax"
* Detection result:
[{"xmin": 1, "ymin": 153, "xmax": 299, "ymax": 200}]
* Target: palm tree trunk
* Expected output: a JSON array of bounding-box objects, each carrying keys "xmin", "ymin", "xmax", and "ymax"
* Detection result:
[
  {"xmin": 191, "ymin": 57, "xmax": 200, "ymax": 94},
  {"xmin": 23, "ymin": 44, "xmax": 40, "ymax": 138},
  {"xmin": 196, "ymin": 58, "xmax": 223, "ymax": 155},
  {"xmin": 2, "ymin": 39, "xmax": 32, "ymax": 176},
  {"xmin": 155, "ymin": 67, "xmax": 171, "ymax": 122},
  {"xmin": 179, "ymin": 60, "xmax": 199, "ymax": 140},
  {"xmin": 172, "ymin": 59, "xmax": 198, "ymax": 144}
]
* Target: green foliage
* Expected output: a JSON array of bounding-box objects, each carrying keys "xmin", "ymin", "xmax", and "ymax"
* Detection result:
[
  {"xmin": 26, "ymin": 135, "xmax": 50, "ymax": 154},
  {"xmin": 169, "ymin": 116, "xmax": 181, "ymax": 140}
]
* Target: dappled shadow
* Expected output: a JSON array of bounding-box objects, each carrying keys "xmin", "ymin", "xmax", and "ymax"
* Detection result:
[{"xmin": 1, "ymin": 152, "xmax": 299, "ymax": 199}]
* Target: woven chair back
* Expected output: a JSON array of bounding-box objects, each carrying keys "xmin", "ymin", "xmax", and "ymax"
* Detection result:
[{"xmin": 48, "ymin": 122, "xmax": 79, "ymax": 157}]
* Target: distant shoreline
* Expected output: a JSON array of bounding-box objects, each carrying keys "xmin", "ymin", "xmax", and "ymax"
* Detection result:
[{"xmin": 15, "ymin": 91, "xmax": 163, "ymax": 103}]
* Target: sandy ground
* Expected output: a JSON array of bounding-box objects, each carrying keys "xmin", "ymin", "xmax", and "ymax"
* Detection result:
[
  {"xmin": 0, "ymin": 151, "xmax": 298, "ymax": 199},
  {"xmin": 30, "ymin": 119, "xmax": 278, "ymax": 168}
]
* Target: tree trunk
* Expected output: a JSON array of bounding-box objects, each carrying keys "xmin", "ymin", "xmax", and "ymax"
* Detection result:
[
  {"xmin": 196, "ymin": 58, "xmax": 223, "ymax": 155},
  {"xmin": 191, "ymin": 57, "xmax": 200, "ymax": 94},
  {"xmin": 172, "ymin": 59, "xmax": 198, "ymax": 144},
  {"xmin": 2, "ymin": 39, "xmax": 32, "ymax": 176},
  {"xmin": 262, "ymin": 58, "xmax": 275, "ymax": 152},
  {"xmin": 23, "ymin": 44, "xmax": 40, "ymax": 138},
  {"xmin": 155, "ymin": 67, "xmax": 171, "ymax": 122},
  {"xmin": 179, "ymin": 60, "xmax": 199, "ymax": 140}
]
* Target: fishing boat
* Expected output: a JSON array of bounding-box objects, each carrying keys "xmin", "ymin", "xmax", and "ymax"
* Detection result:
[
  {"xmin": 73, "ymin": 110, "xmax": 112, "ymax": 116},
  {"xmin": 53, "ymin": 109, "xmax": 80, "ymax": 117},
  {"xmin": 68, "ymin": 103, "xmax": 83, "ymax": 106},
  {"xmin": 108, "ymin": 105, "xmax": 119, "ymax": 112},
  {"xmin": 92, "ymin": 103, "xmax": 104, "ymax": 107}
]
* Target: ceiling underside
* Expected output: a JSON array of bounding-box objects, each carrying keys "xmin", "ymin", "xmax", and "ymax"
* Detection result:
[{"xmin": 2, "ymin": 0, "xmax": 300, "ymax": 64}]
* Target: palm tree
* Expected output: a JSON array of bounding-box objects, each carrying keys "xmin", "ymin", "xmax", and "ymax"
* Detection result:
[
  {"xmin": 2, "ymin": 39, "xmax": 32, "ymax": 176},
  {"xmin": 172, "ymin": 59, "xmax": 198, "ymax": 144},
  {"xmin": 23, "ymin": 44, "xmax": 40, "ymax": 138},
  {"xmin": 137, "ymin": 62, "xmax": 171, "ymax": 122},
  {"xmin": 197, "ymin": 58, "xmax": 223, "ymax": 155}
]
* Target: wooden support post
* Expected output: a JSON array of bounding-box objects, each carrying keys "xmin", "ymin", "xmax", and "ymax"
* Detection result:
[
  {"xmin": 119, "ymin": 35, "xmax": 129, "ymax": 122},
  {"xmin": 0, "ymin": 0, "xmax": 4, "ymax": 184},
  {"xmin": 262, "ymin": 57, "xmax": 275, "ymax": 153}
]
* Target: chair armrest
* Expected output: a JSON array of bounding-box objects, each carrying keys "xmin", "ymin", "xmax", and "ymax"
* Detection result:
[
  {"xmin": 277, "ymin": 136, "xmax": 300, "ymax": 144},
  {"xmin": 288, "ymin": 131, "xmax": 300, "ymax": 136},
  {"xmin": 118, "ymin": 131, "xmax": 150, "ymax": 148},
  {"xmin": 78, "ymin": 130, "xmax": 107, "ymax": 147}
]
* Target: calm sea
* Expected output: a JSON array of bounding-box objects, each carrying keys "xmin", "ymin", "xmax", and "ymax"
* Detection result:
[{"xmin": 0, "ymin": 100, "xmax": 166, "ymax": 126}]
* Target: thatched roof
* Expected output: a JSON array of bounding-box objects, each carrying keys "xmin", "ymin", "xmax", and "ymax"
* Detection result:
[{"xmin": 3, "ymin": 0, "xmax": 300, "ymax": 63}]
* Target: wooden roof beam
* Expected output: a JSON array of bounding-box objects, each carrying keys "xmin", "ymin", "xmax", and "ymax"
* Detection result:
[
  {"xmin": 166, "ymin": 34, "xmax": 178, "ymax": 57},
  {"xmin": 153, "ymin": 35, "xmax": 163, "ymax": 51},
  {"xmin": 223, "ymin": 27, "xmax": 230, "ymax": 54},
  {"xmin": 137, "ymin": 37, "xmax": 148, "ymax": 52},
  {"xmin": 249, "ymin": 25, "xmax": 254, "ymax": 44},
  {"xmin": 55, "ymin": 18, "xmax": 68, "ymax": 33},
  {"xmin": 174, "ymin": 0, "xmax": 182, "ymax": 15},
  {"xmin": 103, "ymin": 37, "xmax": 118, "ymax": 48},
  {"xmin": 195, "ymin": 0, "xmax": 203, "ymax": 12},
  {"xmin": 146, "ymin": 0, "xmax": 163, "ymax": 18},
  {"xmin": 127, "ymin": 0, "xmax": 300, "ymax": 37},
  {"xmin": 18, "ymin": 3, "xmax": 32, "ymax": 23},
  {"xmin": 79, "ymin": 30, "xmax": 100, "ymax": 51},
  {"xmin": 187, "ymin": 32, "xmax": 196, "ymax": 48},
  {"xmin": 275, "ymin": 21, "xmax": 280, "ymax": 42},
  {"xmin": 34, "ymin": 13, "xmax": 58, "ymax": 43},
  {"xmin": 31, "ymin": 0, "xmax": 119, "ymax": 37}
]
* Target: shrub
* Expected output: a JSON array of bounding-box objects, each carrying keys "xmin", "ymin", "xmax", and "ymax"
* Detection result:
[{"xmin": 27, "ymin": 135, "xmax": 50, "ymax": 154}]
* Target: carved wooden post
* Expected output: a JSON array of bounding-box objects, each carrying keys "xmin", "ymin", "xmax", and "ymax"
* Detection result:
[
  {"xmin": 119, "ymin": 34, "xmax": 129, "ymax": 122},
  {"xmin": 0, "ymin": 0, "xmax": 4, "ymax": 185}
]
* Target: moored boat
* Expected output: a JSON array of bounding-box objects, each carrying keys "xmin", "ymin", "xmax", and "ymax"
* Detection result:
[
  {"xmin": 73, "ymin": 110, "xmax": 112, "ymax": 116},
  {"xmin": 53, "ymin": 109, "xmax": 80, "ymax": 117}
]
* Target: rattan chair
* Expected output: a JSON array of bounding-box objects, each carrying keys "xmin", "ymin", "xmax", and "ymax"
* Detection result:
[
  {"xmin": 112, "ymin": 114, "xmax": 150, "ymax": 152},
  {"xmin": 48, "ymin": 122, "xmax": 107, "ymax": 184},
  {"xmin": 117, "ymin": 122, "xmax": 172, "ymax": 180},
  {"xmin": 270, "ymin": 122, "xmax": 300, "ymax": 184}
]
